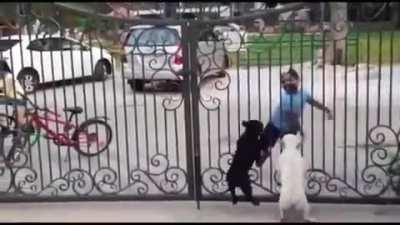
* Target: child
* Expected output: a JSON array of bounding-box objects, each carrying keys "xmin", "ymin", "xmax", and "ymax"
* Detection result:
[{"xmin": 257, "ymin": 68, "xmax": 333, "ymax": 166}]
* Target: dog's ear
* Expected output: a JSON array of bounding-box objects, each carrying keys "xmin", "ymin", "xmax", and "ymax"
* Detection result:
[{"xmin": 242, "ymin": 121, "xmax": 248, "ymax": 127}]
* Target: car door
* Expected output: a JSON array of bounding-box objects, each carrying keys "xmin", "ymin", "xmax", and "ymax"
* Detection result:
[
  {"xmin": 31, "ymin": 37, "xmax": 65, "ymax": 83},
  {"xmin": 67, "ymin": 38, "xmax": 92, "ymax": 78},
  {"xmin": 58, "ymin": 37, "xmax": 84, "ymax": 80}
]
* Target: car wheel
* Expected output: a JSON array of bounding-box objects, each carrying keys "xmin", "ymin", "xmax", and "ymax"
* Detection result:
[
  {"xmin": 17, "ymin": 69, "xmax": 39, "ymax": 94},
  {"xmin": 128, "ymin": 79, "xmax": 144, "ymax": 92},
  {"xmin": 94, "ymin": 60, "xmax": 111, "ymax": 81}
]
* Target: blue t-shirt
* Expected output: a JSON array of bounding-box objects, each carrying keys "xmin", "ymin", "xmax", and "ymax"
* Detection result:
[{"xmin": 271, "ymin": 89, "xmax": 312, "ymax": 132}]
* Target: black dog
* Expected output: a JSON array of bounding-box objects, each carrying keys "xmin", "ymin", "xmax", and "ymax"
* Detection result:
[{"xmin": 226, "ymin": 120, "xmax": 264, "ymax": 206}]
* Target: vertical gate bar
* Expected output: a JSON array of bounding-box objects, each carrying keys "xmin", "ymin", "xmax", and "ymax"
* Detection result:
[
  {"xmin": 227, "ymin": 52, "xmax": 231, "ymax": 154},
  {"xmin": 48, "ymin": 32, "xmax": 63, "ymax": 179},
  {"xmin": 120, "ymin": 48, "xmax": 131, "ymax": 185},
  {"xmin": 7, "ymin": 35, "xmax": 15, "ymax": 124},
  {"xmin": 300, "ymin": 32, "xmax": 304, "ymax": 156},
  {"xmin": 55, "ymin": 27, "xmax": 72, "ymax": 173},
  {"xmin": 333, "ymin": 40, "xmax": 336, "ymax": 177},
  {"xmin": 17, "ymin": 19, "xmax": 33, "ymax": 168},
  {"xmin": 82, "ymin": 34, "xmax": 92, "ymax": 176},
  {"xmin": 247, "ymin": 47, "xmax": 250, "ymax": 119},
  {"xmin": 164, "ymin": 108, "xmax": 169, "ymax": 161},
  {"xmin": 60, "ymin": 31, "xmax": 71, "ymax": 172},
  {"xmin": 365, "ymin": 32, "xmax": 370, "ymax": 167},
  {"xmin": 207, "ymin": 110, "xmax": 211, "ymax": 167},
  {"xmin": 344, "ymin": 34, "xmax": 348, "ymax": 182},
  {"xmin": 181, "ymin": 21, "xmax": 196, "ymax": 205},
  {"xmin": 28, "ymin": 38, "xmax": 44, "ymax": 187},
  {"xmin": 186, "ymin": 23, "xmax": 202, "ymax": 209},
  {"xmin": 87, "ymin": 33, "xmax": 101, "ymax": 168},
  {"xmin": 355, "ymin": 30, "xmax": 360, "ymax": 189},
  {"xmin": 389, "ymin": 31, "xmax": 394, "ymax": 127},
  {"xmin": 68, "ymin": 37, "xmax": 81, "ymax": 169},
  {"xmin": 110, "ymin": 56, "xmax": 122, "ymax": 189},
  {"xmin": 289, "ymin": 29, "xmax": 293, "ymax": 68},
  {"xmin": 257, "ymin": 52, "xmax": 261, "ymax": 121},
  {"xmin": 322, "ymin": 29, "xmax": 326, "ymax": 171},
  {"xmin": 236, "ymin": 50, "xmax": 240, "ymax": 137},
  {"xmin": 279, "ymin": 32, "xmax": 282, "ymax": 154},
  {"xmin": 139, "ymin": 55, "xmax": 150, "ymax": 173},
  {"xmin": 377, "ymin": 31, "xmax": 382, "ymax": 125},
  {"xmin": 310, "ymin": 33, "xmax": 314, "ymax": 168},
  {"xmin": 129, "ymin": 53, "xmax": 140, "ymax": 170},
  {"xmin": 256, "ymin": 52, "xmax": 262, "ymax": 185},
  {"xmin": 174, "ymin": 105, "xmax": 180, "ymax": 165},
  {"xmin": 38, "ymin": 45, "xmax": 53, "ymax": 184},
  {"xmin": 9, "ymin": 21, "xmax": 25, "ymax": 174},
  {"xmin": 99, "ymin": 46, "xmax": 110, "ymax": 169},
  {"xmin": 3, "ymin": 36, "xmax": 12, "ymax": 163},
  {"xmin": 189, "ymin": 22, "xmax": 202, "ymax": 210},
  {"xmin": 151, "ymin": 62, "xmax": 160, "ymax": 161},
  {"xmin": 268, "ymin": 48, "xmax": 272, "ymax": 191},
  {"xmin": 23, "ymin": 17, "xmax": 37, "ymax": 172},
  {"xmin": 79, "ymin": 41, "xmax": 88, "ymax": 171},
  {"xmin": 217, "ymin": 103, "xmax": 221, "ymax": 158}
]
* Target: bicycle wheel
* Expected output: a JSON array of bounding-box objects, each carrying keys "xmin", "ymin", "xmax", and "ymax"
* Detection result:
[
  {"xmin": 0, "ymin": 113, "xmax": 16, "ymax": 131},
  {"xmin": 0, "ymin": 128, "xmax": 28, "ymax": 167},
  {"xmin": 72, "ymin": 119, "xmax": 112, "ymax": 157},
  {"xmin": 0, "ymin": 114, "xmax": 30, "ymax": 167}
]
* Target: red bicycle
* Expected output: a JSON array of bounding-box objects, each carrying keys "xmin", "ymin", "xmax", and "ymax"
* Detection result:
[{"xmin": 0, "ymin": 94, "xmax": 112, "ymax": 164}]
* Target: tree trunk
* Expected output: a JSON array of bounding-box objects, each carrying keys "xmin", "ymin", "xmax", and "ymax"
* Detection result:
[{"xmin": 325, "ymin": 2, "xmax": 348, "ymax": 65}]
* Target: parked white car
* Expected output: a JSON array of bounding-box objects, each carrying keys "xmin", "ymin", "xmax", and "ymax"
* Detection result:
[
  {"xmin": 0, "ymin": 34, "xmax": 112, "ymax": 93},
  {"xmin": 121, "ymin": 25, "xmax": 230, "ymax": 91}
]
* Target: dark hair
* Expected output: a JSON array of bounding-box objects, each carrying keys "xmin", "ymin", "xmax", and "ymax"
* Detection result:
[
  {"xmin": 282, "ymin": 68, "xmax": 299, "ymax": 80},
  {"xmin": 0, "ymin": 60, "xmax": 11, "ymax": 74}
]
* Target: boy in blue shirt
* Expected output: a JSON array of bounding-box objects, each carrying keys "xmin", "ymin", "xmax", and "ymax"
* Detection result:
[{"xmin": 257, "ymin": 68, "xmax": 333, "ymax": 166}]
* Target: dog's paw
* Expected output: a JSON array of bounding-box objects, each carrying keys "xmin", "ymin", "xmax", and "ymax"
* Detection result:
[{"xmin": 232, "ymin": 197, "xmax": 238, "ymax": 205}]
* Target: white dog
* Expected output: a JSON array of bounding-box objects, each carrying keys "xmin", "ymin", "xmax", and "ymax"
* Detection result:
[{"xmin": 277, "ymin": 133, "xmax": 315, "ymax": 222}]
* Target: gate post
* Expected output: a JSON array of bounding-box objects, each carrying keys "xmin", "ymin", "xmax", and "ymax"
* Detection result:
[{"xmin": 181, "ymin": 21, "xmax": 202, "ymax": 209}]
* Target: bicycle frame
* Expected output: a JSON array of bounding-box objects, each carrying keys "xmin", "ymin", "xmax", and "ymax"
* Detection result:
[
  {"xmin": 28, "ymin": 108, "xmax": 105, "ymax": 149},
  {"xmin": 28, "ymin": 109, "xmax": 78, "ymax": 146}
]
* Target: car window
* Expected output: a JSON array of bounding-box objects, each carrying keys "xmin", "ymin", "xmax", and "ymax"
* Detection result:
[
  {"xmin": 27, "ymin": 38, "xmax": 84, "ymax": 51},
  {"xmin": 126, "ymin": 27, "xmax": 179, "ymax": 47},
  {"xmin": 27, "ymin": 39, "xmax": 52, "ymax": 51},
  {"xmin": 0, "ymin": 40, "xmax": 20, "ymax": 52},
  {"xmin": 61, "ymin": 39, "xmax": 85, "ymax": 51}
]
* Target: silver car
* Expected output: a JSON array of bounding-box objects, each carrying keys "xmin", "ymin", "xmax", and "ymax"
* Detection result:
[{"xmin": 121, "ymin": 25, "xmax": 229, "ymax": 91}]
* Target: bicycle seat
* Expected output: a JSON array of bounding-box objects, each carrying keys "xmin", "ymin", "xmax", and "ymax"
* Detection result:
[{"xmin": 64, "ymin": 106, "xmax": 83, "ymax": 114}]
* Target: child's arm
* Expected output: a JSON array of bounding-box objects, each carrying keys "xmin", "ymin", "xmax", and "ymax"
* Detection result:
[{"xmin": 306, "ymin": 98, "xmax": 334, "ymax": 119}]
